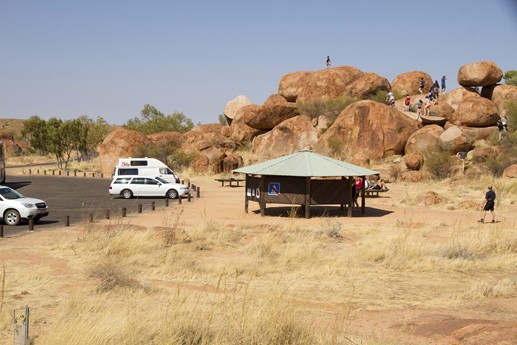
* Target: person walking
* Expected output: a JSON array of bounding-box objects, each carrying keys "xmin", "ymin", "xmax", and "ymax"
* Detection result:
[
  {"xmin": 326, "ymin": 56, "xmax": 331, "ymax": 68},
  {"xmin": 419, "ymin": 78, "xmax": 425, "ymax": 94},
  {"xmin": 441, "ymin": 75, "xmax": 447, "ymax": 93},
  {"xmin": 479, "ymin": 186, "xmax": 496, "ymax": 223}
]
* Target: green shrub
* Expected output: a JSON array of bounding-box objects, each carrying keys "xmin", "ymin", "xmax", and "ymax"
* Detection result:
[
  {"xmin": 327, "ymin": 137, "xmax": 346, "ymax": 159},
  {"xmin": 422, "ymin": 147, "xmax": 455, "ymax": 179},
  {"xmin": 297, "ymin": 97, "xmax": 354, "ymax": 119}
]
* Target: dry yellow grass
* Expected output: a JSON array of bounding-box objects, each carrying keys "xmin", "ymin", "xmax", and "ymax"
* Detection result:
[{"xmin": 0, "ymin": 174, "xmax": 516, "ymax": 344}]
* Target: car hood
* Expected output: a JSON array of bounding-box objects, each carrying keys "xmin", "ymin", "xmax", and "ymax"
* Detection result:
[{"xmin": 12, "ymin": 197, "xmax": 47, "ymax": 205}]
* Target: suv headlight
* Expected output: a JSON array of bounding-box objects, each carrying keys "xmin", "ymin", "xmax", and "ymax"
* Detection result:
[{"xmin": 21, "ymin": 203, "xmax": 35, "ymax": 208}]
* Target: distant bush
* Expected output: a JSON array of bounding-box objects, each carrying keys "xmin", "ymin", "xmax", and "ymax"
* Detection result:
[
  {"xmin": 423, "ymin": 147, "xmax": 455, "ymax": 179},
  {"xmin": 297, "ymin": 96, "xmax": 354, "ymax": 119}
]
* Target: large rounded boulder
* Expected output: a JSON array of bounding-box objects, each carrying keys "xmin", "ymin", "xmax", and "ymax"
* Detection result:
[
  {"xmin": 457, "ymin": 61, "xmax": 503, "ymax": 87},
  {"xmin": 252, "ymin": 115, "xmax": 318, "ymax": 158},
  {"xmin": 450, "ymin": 97, "xmax": 499, "ymax": 127},
  {"xmin": 405, "ymin": 125, "xmax": 444, "ymax": 155},
  {"xmin": 391, "ymin": 71, "xmax": 433, "ymax": 95},
  {"xmin": 428, "ymin": 102, "xmax": 455, "ymax": 120},
  {"xmin": 441, "ymin": 87, "xmax": 480, "ymax": 111},
  {"xmin": 278, "ymin": 66, "xmax": 364, "ymax": 104},
  {"xmin": 344, "ymin": 73, "xmax": 390, "ymax": 99},
  {"xmin": 224, "ymin": 95, "xmax": 251, "ymax": 125},
  {"xmin": 314, "ymin": 100, "xmax": 419, "ymax": 159},
  {"xmin": 438, "ymin": 125, "xmax": 473, "ymax": 153},
  {"xmin": 481, "ymin": 84, "xmax": 517, "ymax": 118},
  {"xmin": 244, "ymin": 103, "xmax": 298, "ymax": 130}
]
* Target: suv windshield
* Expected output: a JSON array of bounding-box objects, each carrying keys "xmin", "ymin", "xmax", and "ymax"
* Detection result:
[{"xmin": 0, "ymin": 187, "xmax": 25, "ymax": 200}]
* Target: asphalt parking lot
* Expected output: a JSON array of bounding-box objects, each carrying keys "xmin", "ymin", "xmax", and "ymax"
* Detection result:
[{"xmin": 1, "ymin": 174, "xmax": 183, "ymax": 236}]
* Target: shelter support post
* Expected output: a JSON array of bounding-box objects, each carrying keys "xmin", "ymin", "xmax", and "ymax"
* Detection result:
[
  {"xmin": 348, "ymin": 177, "xmax": 353, "ymax": 218},
  {"xmin": 259, "ymin": 178, "xmax": 265, "ymax": 216},
  {"xmin": 361, "ymin": 176, "xmax": 366, "ymax": 214},
  {"xmin": 244, "ymin": 179, "xmax": 249, "ymax": 213},
  {"xmin": 305, "ymin": 177, "xmax": 311, "ymax": 219}
]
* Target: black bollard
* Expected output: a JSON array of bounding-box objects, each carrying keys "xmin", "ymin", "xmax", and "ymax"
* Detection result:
[
  {"xmin": 65, "ymin": 216, "xmax": 70, "ymax": 227},
  {"xmin": 138, "ymin": 204, "xmax": 142, "ymax": 213},
  {"xmin": 28, "ymin": 219, "xmax": 34, "ymax": 231},
  {"xmin": 151, "ymin": 201, "xmax": 155, "ymax": 211},
  {"xmin": 165, "ymin": 199, "xmax": 169, "ymax": 207},
  {"xmin": 105, "ymin": 209, "xmax": 110, "ymax": 219},
  {"xmin": 0, "ymin": 225, "xmax": 3, "ymax": 238},
  {"xmin": 197, "ymin": 186, "xmax": 200, "ymax": 198},
  {"xmin": 122, "ymin": 208, "xmax": 127, "ymax": 217}
]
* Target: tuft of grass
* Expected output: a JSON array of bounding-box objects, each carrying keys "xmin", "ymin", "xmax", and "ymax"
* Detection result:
[{"xmin": 86, "ymin": 260, "xmax": 141, "ymax": 292}]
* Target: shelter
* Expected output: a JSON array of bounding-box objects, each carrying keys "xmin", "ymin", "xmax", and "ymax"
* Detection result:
[{"xmin": 232, "ymin": 150, "xmax": 378, "ymax": 218}]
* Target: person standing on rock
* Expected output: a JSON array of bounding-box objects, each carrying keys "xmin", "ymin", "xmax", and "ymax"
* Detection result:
[
  {"xmin": 480, "ymin": 186, "xmax": 496, "ymax": 223},
  {"xmin": 326, "ymin": 56, "xmax": 331, "ymax": 68},
  {"xmin": 404, "ymin": 94, "xmax": 411, "ymax": 111},
  {"xmin": 441, "ymin": 75, "xmax": 447, "ymax": 93},
  {"xmin": 417, "ymin": 99, "xmax": 423, "ymax": 119},
  {"xmin": 424, "ymin": 96, "xmax": 431, "ymax": 115},
  {"xmin": 419, "ymin": 78, "xmax": 425, "ymax": 94}
]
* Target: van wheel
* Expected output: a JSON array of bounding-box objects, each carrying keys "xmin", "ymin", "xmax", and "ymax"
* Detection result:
[
  {"xmin": 121, "ymin": 189, "xmax": 133, "ymax": 199},
  {"xmin": 4, "ymin": 209, "xmax": 21, "ymax": 226},
  {"xmin": 167, "ymin": 189, "xmax": 178, "ymax": 199}
]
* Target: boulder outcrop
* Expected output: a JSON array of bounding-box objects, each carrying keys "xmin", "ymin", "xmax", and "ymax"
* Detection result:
[
  {"xmin": 391, "ymin": 71, "xmax": 433, "ymax": 96},
  {"xmin": 451, "ymin": 97, "xmax": 499, "ymax": 127},
  {"xmin": 148, "ymin": 131, "xmax": 184, "ymax": 148},
  {"xmin": 457, "ymin": 61, "xmax": 503, "ymax": 87},
  {"xmin": 252, "ymin": 115, "xmax": 318, "ymax": 158},
  {"xmin": 405, "ymin": 152, "xmax": 424, "ymax": 171},
  {"xmin": 314, "ymin": 100, "xmax": 419, "ymax": 159},
  {"xmin": 98, "ymin": 128, "xmax": 154, "ymax": 176},
  {"xmin": 230, "ymin": 105, "xmax": 266, "ymax": 145}
]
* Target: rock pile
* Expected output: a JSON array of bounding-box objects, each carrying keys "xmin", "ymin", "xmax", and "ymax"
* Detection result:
[{"xmin": 98, "ymin": 60, "xmax": 517, "ymax": 177}]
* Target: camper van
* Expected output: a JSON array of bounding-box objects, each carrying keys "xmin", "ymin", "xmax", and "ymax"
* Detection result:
[{"xmin": 113, "ymin": 158, "xmax": 180, "ymax": 183}]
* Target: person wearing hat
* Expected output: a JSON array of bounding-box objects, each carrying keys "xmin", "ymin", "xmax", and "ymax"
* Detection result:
[{"xmin": 480, "ymin": 186, "xmax": 496, "ymax": 223}]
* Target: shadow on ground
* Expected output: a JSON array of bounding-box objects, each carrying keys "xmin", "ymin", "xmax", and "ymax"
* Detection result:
[{"xmin": 253, "ymin": 206, "xmax": 393, "ymax": 218}]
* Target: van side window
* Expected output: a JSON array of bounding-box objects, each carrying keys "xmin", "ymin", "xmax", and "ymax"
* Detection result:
[
  {"xmin": 159, "ymin": 168, "xmax": 174, "ymax": 175},
  {"xmin": 130, "ymin": 161, "xmax": 148, "ymax": 166},
  {"xmin": 118, "ymin": 168, "xmax": 138, "ymax": 175}
]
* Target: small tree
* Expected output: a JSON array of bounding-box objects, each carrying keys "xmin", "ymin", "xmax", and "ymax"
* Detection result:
[
  {"xmin": 124, "ymin": 104, "xmax": 194, "ymax": 134},
  {"xmin": 21, "ymin": 116, "xmax": 48, "ymax": 154},
  {"xmin": 503, "ymin": 70, "xmax": 517, "ymax": 86}
]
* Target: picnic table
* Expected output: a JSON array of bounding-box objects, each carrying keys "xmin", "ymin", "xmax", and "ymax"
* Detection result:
[
  {"xmin": 215, "ymin": 177, "xmax": 245, "ymax": 187},
  {"xmin": 364, "ymin": 188, "xmax": 388, "ymax": 197}
]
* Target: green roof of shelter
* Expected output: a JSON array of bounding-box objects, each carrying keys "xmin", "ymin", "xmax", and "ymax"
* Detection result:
[{"xmin": 233, "ymin": 150, "xmax": 378, "ymax": 177}]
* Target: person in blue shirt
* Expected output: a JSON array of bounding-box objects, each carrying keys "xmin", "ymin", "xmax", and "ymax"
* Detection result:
[{"xmin": 441, "ymin": 75, "xmax": 447, "ymax": 93}]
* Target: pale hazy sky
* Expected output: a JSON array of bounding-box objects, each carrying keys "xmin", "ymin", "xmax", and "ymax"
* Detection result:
[{"xmin": 1, "ymin": 0, "xmax": 516, "ymax": 125}]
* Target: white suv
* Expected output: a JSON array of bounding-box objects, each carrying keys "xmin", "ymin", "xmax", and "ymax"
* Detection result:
[
  {"xmin": 109, "ymin": 176, "xmax": 190, "ymax": 199},
  {"xmin": 0, "ymin": 186, "xmax": 49, "ymax": 225}
]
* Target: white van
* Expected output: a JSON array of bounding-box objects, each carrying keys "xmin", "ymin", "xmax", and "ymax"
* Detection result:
[{"xmin": 113, "ymin": 158, "xmax": 180, "ymax": 183}]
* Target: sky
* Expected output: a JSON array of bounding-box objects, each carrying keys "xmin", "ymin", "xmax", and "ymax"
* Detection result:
[{"xmin": 1, "ymin": 0, "xmax": 517, "ymax": 125}]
